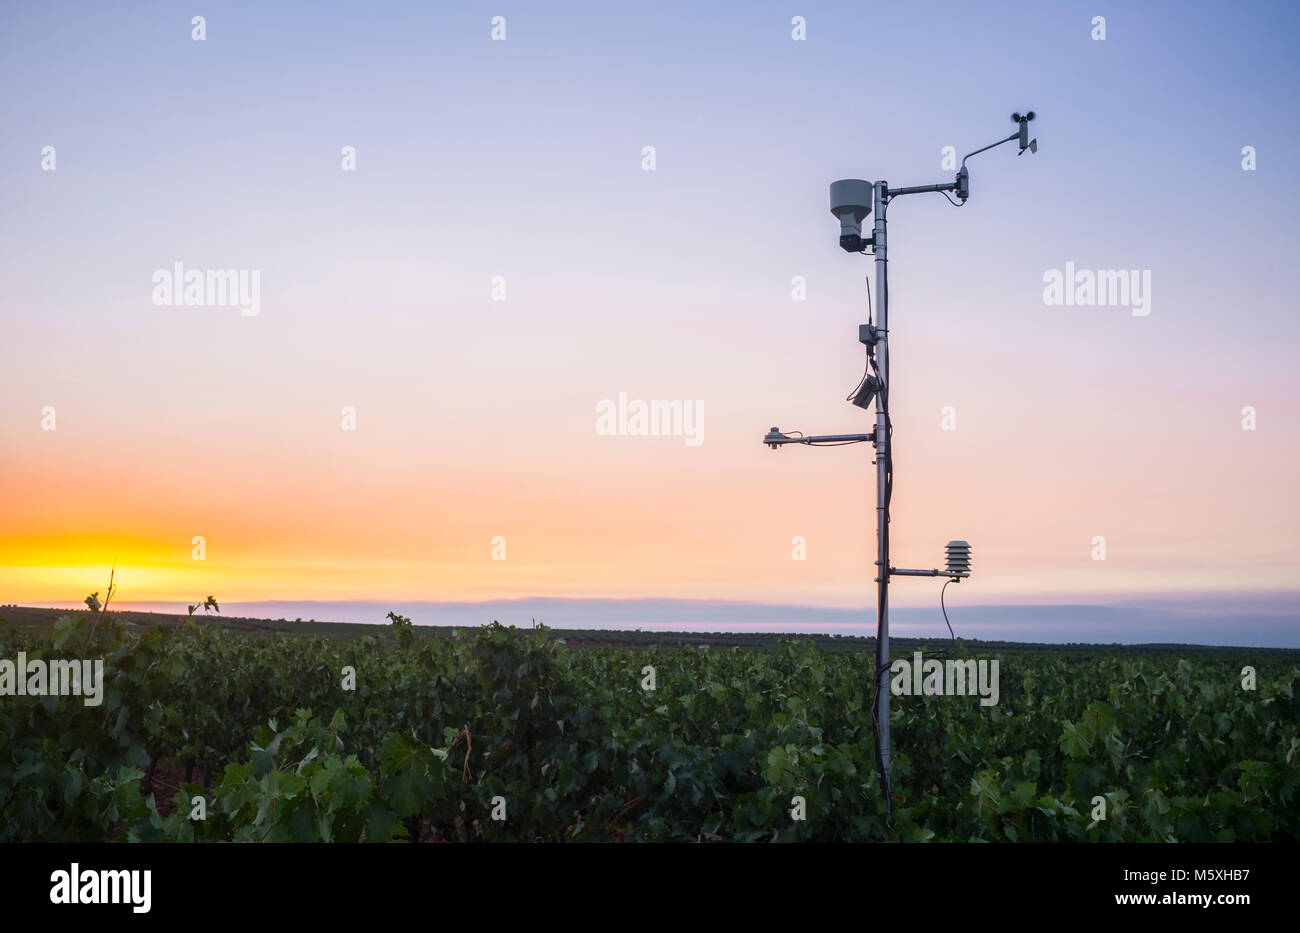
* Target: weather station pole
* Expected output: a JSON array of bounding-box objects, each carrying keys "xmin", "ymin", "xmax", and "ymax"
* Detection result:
[
  {"xmin": 763, "ymin": 112, "xmax": 1038, "ymax": 813},
  {"xmin": 871, "ymin": 178, "xmax": 893, "ymax": 801}
]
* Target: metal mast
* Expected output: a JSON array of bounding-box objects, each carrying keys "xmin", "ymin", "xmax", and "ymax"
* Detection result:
[
  {"xmin": 765, "ymin": 112, "xmax": 1037, "ymax": 814},
  {"xmin": 871, "ymin": 180, "xmax": 892, "ymax": 801}
]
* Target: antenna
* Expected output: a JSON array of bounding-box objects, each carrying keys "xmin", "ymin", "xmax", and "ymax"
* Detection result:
[{"xmin": 763, "ymin": 111, "xmax": 1037, "ymax": 811}]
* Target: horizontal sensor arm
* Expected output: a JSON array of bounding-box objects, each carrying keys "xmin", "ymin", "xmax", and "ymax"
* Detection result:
[{"xmin": 764, "ymin": 428, "xmax": 876, "ymax": 448}]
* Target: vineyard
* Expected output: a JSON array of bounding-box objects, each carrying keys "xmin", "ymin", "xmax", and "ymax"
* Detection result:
[{"xmin": 1, "ymin": 609, "xmax": 1297, "ymax": 842}]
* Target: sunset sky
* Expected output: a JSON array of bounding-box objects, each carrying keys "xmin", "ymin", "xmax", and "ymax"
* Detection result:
[{"xmin": 2, "ymin": 2, "xmax": 1298, "ymax": 641}]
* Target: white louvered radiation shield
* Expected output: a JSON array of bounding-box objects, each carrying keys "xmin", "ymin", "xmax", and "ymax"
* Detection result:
[{"xmin": 945, "ymin": 540, "xmax": 972, "ymax": 579}]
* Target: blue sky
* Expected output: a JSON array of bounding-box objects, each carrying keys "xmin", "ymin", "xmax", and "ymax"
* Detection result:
[{"xmin": 2, "ymin": 1, "xmax": 1298, "ymax": 645}]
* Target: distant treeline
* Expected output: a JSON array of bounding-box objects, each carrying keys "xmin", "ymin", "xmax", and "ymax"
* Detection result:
[{"xmin": 2, "ymin": 604, "xmax": 1294, "ymax": 656}]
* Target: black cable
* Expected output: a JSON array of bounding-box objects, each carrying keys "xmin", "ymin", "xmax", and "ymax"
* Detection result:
[
  {"xmin": 846, "ymin": 362, "xmax": 873, "ymax": 404},
  {"xmin": 869, "ymin": 228, "xmax": 893, "ymax": 806},
  {"xmin": 940, "ymin": 578, "xmax": 958, "ymax": 644}
]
